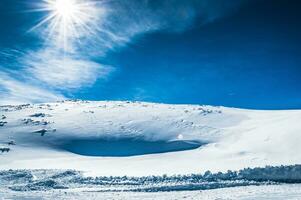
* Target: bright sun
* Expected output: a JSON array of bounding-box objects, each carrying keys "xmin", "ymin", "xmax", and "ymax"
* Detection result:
[
  {"xmin": 53, "ymin": 0, "xmax": 78, "ymax": 19},
  {"xmin": 31, "ymin": 0, "xmax": 103, "ymax": 51}
]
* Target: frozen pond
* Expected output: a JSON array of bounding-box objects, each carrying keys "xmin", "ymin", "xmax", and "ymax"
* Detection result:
[{"xmin": 60, "ymin": 138, "xmax": 204, "ymax": 156}]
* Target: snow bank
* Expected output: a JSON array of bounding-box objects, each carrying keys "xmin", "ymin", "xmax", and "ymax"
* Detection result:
[{"xmin": 1, "ymin": 165, "xmax": 301, "ymax": 192}]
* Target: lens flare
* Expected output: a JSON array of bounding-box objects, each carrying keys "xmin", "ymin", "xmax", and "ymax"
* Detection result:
[{"xmin": 30, "ymin": 0, "xmax": 105, "ymax": 51}]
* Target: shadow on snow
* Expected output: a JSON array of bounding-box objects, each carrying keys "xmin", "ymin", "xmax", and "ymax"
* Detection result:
[{"xmin": 60, "ymin": 138, "xmax": 204, "ymax": 157}]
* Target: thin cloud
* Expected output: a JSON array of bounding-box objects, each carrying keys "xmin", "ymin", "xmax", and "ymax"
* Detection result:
[
  {"xmin": 23, "ymin": 49, "xmax": 114, "ymax": 90},
  {"xmin": 0, "ymin": 71, "xmax": 64, "ymax": 105},
  {"xmin": 68, "ymin": 0, "xmax": 249, "ymax": 57}
]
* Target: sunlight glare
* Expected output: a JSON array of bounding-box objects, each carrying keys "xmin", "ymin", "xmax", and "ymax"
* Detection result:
[
  {"xmin": 31, "ymin": 0, "xmax": 104, "ymax": 51},
  {"xmin": 54, "ymin": 0, "xmax": 77, "ymax": 19}
]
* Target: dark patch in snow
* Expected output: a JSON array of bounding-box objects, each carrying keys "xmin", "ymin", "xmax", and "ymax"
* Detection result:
[
  {"xmin": 50, "ymin": 170, "xmax": 80, "ymax": 179},
  {"xmin": 22, "ymin": 118, "xmax": 51, "ymax": 126},
  {"xmin": 33, "ymin": 129, "xmax": 48, "ymax": 136},
  {"xmin": 0, "ymin": 170, "xmax": 33, "ymax": 183},
  {"xmin": 29, "ymin": 113, "xmax": 46, "ymax": 118},
  {"xmin": 0, "ymin": 147, "xmax": 10, "ymax": 153},
  {"xmin": 0, "ymin": 121, "xmax": 7, "ymax": 126},
  {"xmin": 8, "ymin": 141, "xmax": 16, "ymax": 145},
  {"xmin": 0, "ymin": 104, "xmax": 32, "ymax": 112},
  {"xmin": 196, "ymin": 107, "xmax": 222, "ymax": 115},
  {"xmin": 29, "ymin": 113, "xmax": 52, "ymax": 118},
  {"xmin": 10, "ymin": 179, "xmax": 68, "ymax": 191},
  {"xmin": 83, "ymin": 111, "xmax": 94, "ymax": 114}
]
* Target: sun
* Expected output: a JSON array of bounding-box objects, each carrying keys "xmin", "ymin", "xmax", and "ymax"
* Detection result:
[
  {"xmin": 53, "ymin": 0, "xmax": 78, "ymax": 19},
  {"xmin": 30, "ymin": 0, "xmax": 104, "ymax": 51}
]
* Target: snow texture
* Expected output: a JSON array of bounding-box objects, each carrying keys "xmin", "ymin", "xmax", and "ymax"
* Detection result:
[{"xmin": 0, "ymin": 165, "xmax": 300, "ymax": 193}]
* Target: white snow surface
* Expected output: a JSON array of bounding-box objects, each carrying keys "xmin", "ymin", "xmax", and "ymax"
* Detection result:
[
  {"xmin": 2, "ymin": 184, "xmax": 301, "ymax": 200},
  {"xmin": 0, "ymin": 100, "xmax": 301, "ymax": 176}
]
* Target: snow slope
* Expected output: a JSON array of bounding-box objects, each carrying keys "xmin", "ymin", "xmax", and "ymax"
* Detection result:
[{"xmin": 0, "ymin": 100, "xmax": 301, "ymax": 176}]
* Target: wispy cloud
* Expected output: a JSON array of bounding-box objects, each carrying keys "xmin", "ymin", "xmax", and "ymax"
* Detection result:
[
  {"xmin": 0, "ymin": 0, "xmax": 248, "ymax": 104},
  {"xmin": 78, "ymin": 0, "xmax": 249, "ymax": 55},
  {"xmin": 0, "ymin": 71, "xmax": 64, "ymax": 105},
  {"xmin": 23, "ymin": 49, "xmax": 114, "ymax": 90}
]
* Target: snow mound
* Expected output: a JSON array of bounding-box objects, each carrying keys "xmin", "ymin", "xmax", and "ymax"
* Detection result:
[{"xmin": 0, "ymin": 100, "xmax": 301, "ymax": 176}]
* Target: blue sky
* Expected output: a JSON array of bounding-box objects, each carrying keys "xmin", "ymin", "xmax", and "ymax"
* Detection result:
[{"xmin": 0, "ymin": 0, "xmax": 300, "ymax": 109}]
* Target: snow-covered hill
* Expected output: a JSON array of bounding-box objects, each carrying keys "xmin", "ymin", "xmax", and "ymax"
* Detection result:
[{"xmin": 0, "ymin": 100, "xmax": 301, "ymax": 176}]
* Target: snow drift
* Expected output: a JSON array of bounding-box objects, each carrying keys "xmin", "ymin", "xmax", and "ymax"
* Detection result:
[
  {"xmin": 1, "ymin": 165, "xmax": 301, "ymax": 192},
  {"xmin": 0, "ymin": 100, "xmax": 301, "ymax": 176}
]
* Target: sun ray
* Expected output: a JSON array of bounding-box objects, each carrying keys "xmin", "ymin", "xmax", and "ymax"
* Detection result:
[{"xmin": 30, "ymin": 0, "xmax": 106, "ymax": 52}]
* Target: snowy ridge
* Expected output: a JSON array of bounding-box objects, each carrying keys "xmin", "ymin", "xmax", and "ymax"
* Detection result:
[
  {"xmin": 0, "ymin": 100, "xmax": 301, "ymax": 176},
  {"xmin": 1, "ymin": 165, "xmax": 301, "ymax": 192}
]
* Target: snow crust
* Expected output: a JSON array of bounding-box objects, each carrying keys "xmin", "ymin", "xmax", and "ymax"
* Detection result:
[
  {"xmin": 1, "ymin": 166, "xmax": 301, "ymax": 198},
  {"xmin": 1, "ymin": 165, "xmax": 301, "ymax": 192}
]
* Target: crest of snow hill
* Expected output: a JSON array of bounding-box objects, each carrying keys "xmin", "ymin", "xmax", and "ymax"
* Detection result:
[{"xmin": 0, "ymin": 100, "xmax": 301, "ymax": 180}]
